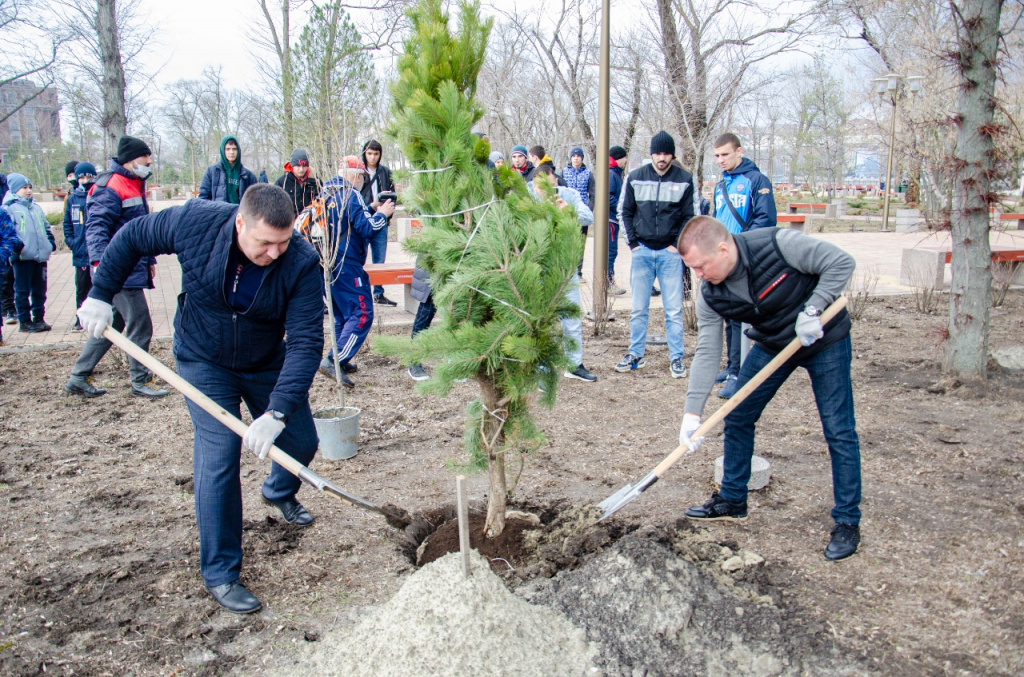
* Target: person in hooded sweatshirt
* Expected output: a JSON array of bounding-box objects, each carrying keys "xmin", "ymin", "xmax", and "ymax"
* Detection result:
[
  {"xmin": 359, "ymin": 139, "xmax": 398, "ymax": 307},
  {"xmin": 65, "ymin": 160, "xmax": 80, "ymax": 192},
  {"xmin": 276, "ymin": 148, "xmax": 322, "ymax": 215},
  {"xmin": 63, "ymin": 162, "xmax": 98, "ymax": 330},
  {"xmin": 199, "ymin": 136, "xmax": 258, "ymax": 204},
  {"xmin": 711, "ymin": 132, "xmax": 778, "ymax": 399},
  {"xmin": 2, "ymin": 173, "xmax": 55, "ymax": 333}
]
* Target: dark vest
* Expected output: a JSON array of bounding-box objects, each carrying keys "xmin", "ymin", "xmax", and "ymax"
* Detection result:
[{"xmin": 702, "ymin": 228, "xmax": 850, "ymax": 354}]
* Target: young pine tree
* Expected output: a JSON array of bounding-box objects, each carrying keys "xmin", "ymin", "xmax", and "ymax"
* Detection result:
[{"xmin": 376, "ymin": 0, "xmax": 584, "ymax": 537}]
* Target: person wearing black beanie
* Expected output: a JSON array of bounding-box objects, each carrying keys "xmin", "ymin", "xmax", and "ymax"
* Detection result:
[
  {"xmin": 116, "ymin": 136, "xmax": 152, "ymax": 166},
  {"xmin": 609, "ymin": 145, "xmax": 628, "ymax": 162},
  {"xmin": 65, "ymin": 160, "xmax": 80, "ymax": 190},
  {"xmin": 650, "ymin": 130, "xmax": 676, "ymax": 157}
]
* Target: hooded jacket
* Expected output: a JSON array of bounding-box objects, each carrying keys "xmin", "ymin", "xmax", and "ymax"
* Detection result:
[
  {"xmin": 618, "ymin": 162, "xmax": 697, "ymax": 250},
  {"xmin": 607, "ymin": 159, "xmax": 624, "ymax": 224},
  {"xmin": 62, "ymin": 184, "xmax": 91, "ymax": 266},
  {"xmin": 526, "ymin": 156, "xmax": 566, "ymax": 186},
  {"xmin": 3, "ymin": 192, "xmax": 54, "ymax": 263},
  {"xmin": 714, "ymin": 157, "xmax": 776, "ymax": 233},
  {"xmin": 275, "ymin": 166, "xmax": 322, "ymax": 214},
  {"xmin": 359, "ymin": 140, "xmax": 396, "ymax": 222},
  {"xmin": 563, "ymin": 162, "xmax": 595, "ymax": 210},
  {"xmin": 88, "ymin": 199, "xmax": 323, "ymax": 419},
  {"xmin": 199, "ymin": 135, "xmax": 258, "ymax": 204},
  {"xmin": 87, "ymin": 159, "xmax": 156, "ymax": 289},
  {"xmin": 0, "ymin": 209, "xmax": 19, "ymax": 278}
]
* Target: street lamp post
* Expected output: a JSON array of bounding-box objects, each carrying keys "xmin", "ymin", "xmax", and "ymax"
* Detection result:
[{"xmin": 873, "ymin": 73, "xmax": 923, "ymax": 231}]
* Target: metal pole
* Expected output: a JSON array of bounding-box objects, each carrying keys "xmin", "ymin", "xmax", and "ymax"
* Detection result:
[
  {"xmin": 881, "ymin": 95, "xmax": 898, "ymax": 232},
  {"xmin": 591, "ymin": 0, "xmax": 611, "ymax": 330}
]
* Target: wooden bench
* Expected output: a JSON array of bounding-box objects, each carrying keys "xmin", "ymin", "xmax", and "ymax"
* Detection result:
[
  {"xmin": 900, "ymin": 245, "xmax": 1024, "ymax": 289},
  {"xmin": 787, "ymin": 202, "xmax": 827, "ymax": 213},
  {"xmin": 999, "ymin": 213, "xmax": 1024, "ymax": 230},
  {"xmin": 365, "ymin": 262, "xmax": 417, "ymax": 312},
  {"xmin": 777, "ymin": 214, "xmax": 806, "ymax": 230}
]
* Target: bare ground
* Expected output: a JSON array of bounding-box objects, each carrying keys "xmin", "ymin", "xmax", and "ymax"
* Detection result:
[{"xmin": 0, "ymin": 290, "xmax": 1022, "ymax": 675}]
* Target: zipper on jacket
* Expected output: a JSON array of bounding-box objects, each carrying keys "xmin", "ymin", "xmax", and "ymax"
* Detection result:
[{"xmin": 232, "ymin": 312, "xmax": 238, "ymax": 370}]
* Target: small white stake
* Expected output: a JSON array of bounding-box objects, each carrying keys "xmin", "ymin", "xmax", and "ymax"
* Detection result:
[{"xmin": 456, "ymin": 475, "xmax": 471, "ymax": 577}]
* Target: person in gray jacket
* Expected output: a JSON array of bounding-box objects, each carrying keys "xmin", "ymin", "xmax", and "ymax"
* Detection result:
[{"xmin": 677, "ymin": 216, "xmax": 861, "ymax": 562}]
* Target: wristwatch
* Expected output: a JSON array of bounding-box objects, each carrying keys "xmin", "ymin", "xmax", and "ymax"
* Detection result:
[
  {"xmin": 267, "ymin": 410, "xmax": 288, "ymax": 424},
  {"xmin": 804, "ymin": 305, "xmax": 821, "ymax": 317}
]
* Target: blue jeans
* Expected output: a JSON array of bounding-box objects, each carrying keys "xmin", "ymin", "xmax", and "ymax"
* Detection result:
[
  {"xmin": 725, "ymin": 319, "xmax": 742, "ymax": 376},
  {"xmin": 561, "ymin": 273, "xmax": 583, "ymax": 366},
  {"xmin": 607, "ymin": 221, "xmax": 619, "ymax": 283},
  {"xmin": 175, "ymin": 341, "xmax": 319, "ymax": 587},
  {"xmin": 11, "ymin": 260, "xmax": 46, "ymax": 322},
  {"xmin": 720, "ymin": 335, "xmax": 861, "ymax": 525},
  {"xmin": 628, "ymin": 245, "xmax": 684, "ymax": 360},
  {"xmin": 368, "ymin": 225, "xmax": 388, "ymax": 296}
]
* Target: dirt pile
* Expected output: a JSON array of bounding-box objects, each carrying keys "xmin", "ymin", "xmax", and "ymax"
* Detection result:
[
  {"xmin": 518, "ymin": 526, "xmax": 868, "ymax": 677},
  {"xmin": 291, "ymin": 551, "xmax": 597, "ymax": 676}
]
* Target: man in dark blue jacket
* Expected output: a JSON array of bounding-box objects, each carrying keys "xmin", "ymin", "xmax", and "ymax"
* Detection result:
[
  {"xmin": 607, "ymin": 145, "xmax": 627, "ymax": 294},
  {"xmin": 712, "ymin": 132, "xmax": 777, "ymax": 399},
  {"xmin": 198, "ymin": 135, "xmax": 258, "ymax": 204},
  {"xmin": 65, "ymin": 136, "xmax": 167, "ymax": 399},
  {"xmin": 76, "ymin": 184, "xmax": 325, "ymax": 614},
  {"xmin": 62, "ymin": 162, "xmax": 96, "ymax": 330}
]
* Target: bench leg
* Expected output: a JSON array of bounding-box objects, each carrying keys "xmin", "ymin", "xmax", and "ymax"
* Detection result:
[
  {"xmin": 403, "ymin": 284, "xmax": 419, "ymax": 314},
  {"xmin": 788, "ymin": 205, "xmax": 797, "ymax": 214}
]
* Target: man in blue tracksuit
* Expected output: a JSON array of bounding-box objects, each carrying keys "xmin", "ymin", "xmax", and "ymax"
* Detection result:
[
  {"xmin": 712, "ymin": 132, "xmax": 777, "ymax": 399},
  {"xmin": 76, "ymin": 184, "xmax": 324, "ymax": 614},
  {"xmin": 318, "ymin": 156, "xmax": 395, "ymax": 387}
]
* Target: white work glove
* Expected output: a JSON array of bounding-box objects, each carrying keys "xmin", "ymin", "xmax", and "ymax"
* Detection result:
[
  {"xmin": 78, "ymin": 297, "xmax": 114, "ymax": 340},
  {"xmin": 679, "ymin": 413, "xmax": 704, "ymax": 454},
  {"xmin": 244, "ymin": 413, "xmax": 286, "ymax": 460},
  {"xmin": 795, "ymin": 308, "xmax": 824, "ymax": 347}
]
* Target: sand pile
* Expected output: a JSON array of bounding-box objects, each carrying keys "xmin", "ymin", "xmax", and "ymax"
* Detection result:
[{"xmin": 293, "ymin": 551, "xmax": 597, "ymax": 677}]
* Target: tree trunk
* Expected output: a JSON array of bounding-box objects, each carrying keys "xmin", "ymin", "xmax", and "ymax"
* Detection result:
[
  {"xmin": 943, "ymin": 0, "xmax": 1003, "ymax": 384},
  {"xmin": 478, "ymin": 376, "xmax": 507, "ymax": 538},
  {"xmin": 96, "ymin": 0, "xmax": 127, "ymax": 157}
]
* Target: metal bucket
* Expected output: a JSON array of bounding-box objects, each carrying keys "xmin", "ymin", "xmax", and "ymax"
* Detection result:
[{"xmin": 313, "ymin": 406, "xmax": 360, "ymax": 460}]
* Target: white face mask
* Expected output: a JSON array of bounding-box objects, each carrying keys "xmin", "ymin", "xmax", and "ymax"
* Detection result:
[{"xmin": 131, "ymin": 163, "xmax": 152, "ymax": 179}]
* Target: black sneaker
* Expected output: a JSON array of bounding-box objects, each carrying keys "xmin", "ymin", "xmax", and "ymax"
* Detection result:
[
  {"xmin": 408, "ymin": 363, "xmax": 430, "ymax": 381},
  {"xmin": 32, "ymin": 319, "xmax": 51, "ymax": 332},
  {"xmin": 565, "ymin": 364, "xmax": 597, "ymax": 382},
  {"xmin": 684, "ymin": 492, "xmax": 748, "ymax": 521},
  {"xmin": 825, "ymin": 523, "xmax": 860, "ymax": 561},
  {"xmin": 651, "ymin": 286, "xmax": 661, "ymax": 297},
  {"xmin": 19, "ymin": 321, "xmax": 44, "ymax": 333},
  {"xmin": 341, "ymin": 361, "xmax": 357, "ymax": 374},
  {"xmin": 614, "ymin": 353, "xmax": 645, "ymax": 373},
  {"xmin": 373, "ymin": 294, "xmax": 397, "ymax": 307}
]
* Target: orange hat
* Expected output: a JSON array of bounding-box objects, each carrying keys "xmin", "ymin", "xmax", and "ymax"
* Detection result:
[{"xmin": 340, "ymin": 155, "xmax": 366, "ymax": 171}]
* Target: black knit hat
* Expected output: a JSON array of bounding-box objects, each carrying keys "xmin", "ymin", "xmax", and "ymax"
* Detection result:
[
  {"xmin": 116, "ymin": 136, "xmax": 152, "ymax": 164},
  {"xmin": 65, "ymin": 160, "xmax": 79, "ymax": 176},
  {"xmin": 290, "ymin": 148, "xmax": 310, "ymax": 166},
  {"xmin": 650, "ymin": 130, "xmax": 675, "ymax": 157},
  {"xmin": 609, "ymin": 145, "xmax": 627, "ymax": 161}
]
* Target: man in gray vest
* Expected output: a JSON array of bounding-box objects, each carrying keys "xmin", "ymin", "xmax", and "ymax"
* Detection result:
[{"xmin": 677, "ymin": 216, "xmax": 861, "ymax": 561}]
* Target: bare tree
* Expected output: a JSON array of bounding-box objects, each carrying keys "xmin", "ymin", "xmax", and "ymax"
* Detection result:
[
  {"xmin": 0, "ymin": 0, "xmax": 61, "ymax": 125},
  {"xmin": 942, "ymin": 0, "xmax": 1007, "ymax": 383}
]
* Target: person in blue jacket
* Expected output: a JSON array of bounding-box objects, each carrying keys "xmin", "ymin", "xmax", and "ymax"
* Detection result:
[
  {"xmin": 198, "ymin": 135, "xmax": 258, "ymax": 204},
  {"xmin": 0, "ymin": 209, "xmax": 21, "ymax": 345},
  {"xmin": 63, "ymin": 162, "xmax": 97, "ymax": 330},
  {"xmin": 607, "ymin": 145, "xmax": 627, "ymax": 294},
  {"xmin": 712, "ymin": 132, "xmax": 777, "ymax": 399},
  {"xmin": 75, "ymin": 183, "xmax": 325, "ymax": 614},
  {"xmin": 317, "ymin": 156, "xmax": 395, "ymax": 387},
  {"xmin": 2, "ymin": 173, "xmax": 55, "ymax": 333}
]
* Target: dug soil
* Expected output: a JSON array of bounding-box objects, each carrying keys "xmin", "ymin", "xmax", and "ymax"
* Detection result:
[{"xmin": 0, "ymin": 290, "xmax": 1023, "ymax": 675}]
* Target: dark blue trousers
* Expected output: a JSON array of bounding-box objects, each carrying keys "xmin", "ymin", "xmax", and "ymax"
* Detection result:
[
  {"xmin": 11, "ymin": 260, "xmax": 46, "ymax": 323},
  {"xmin": 327, "ymin": 266, "xmax": 374, "ymax": 364},
  {"xmin": 174, "ymin": 341, "xmax": 319, "ymax": 587}
]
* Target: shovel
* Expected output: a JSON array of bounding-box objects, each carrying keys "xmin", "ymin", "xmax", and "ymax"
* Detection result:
[
  {"xmin": 102, "ymin": 326, "xmax": 419, "ymax": 530},
  {"xmin": 596, "ymin": 296, "xmax": 848, "ymax": 521}
]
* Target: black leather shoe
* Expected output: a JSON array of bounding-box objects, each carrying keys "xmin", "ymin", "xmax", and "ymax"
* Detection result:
[
  {"xmin": 825, "ymin": 523, "xmax": 860, "ymax": 561},
  {"xmin": 262, "ymin": 494, "xmax": 315, "ymax": 526},
  {"xmin": 684, "ymin": 492, "xmax": 748, "ymax": 521},
  {"xmin": 373, "ymin": 293, "xmax": 397, "ymax": 307},
  {"xmin": 341, "ymin": 361, "xmax": 357, "ymax": 374},
  {"xmin": 65, "ymin": 375, "xmax": 108, "ymax": 397},
  {"xmin": 206, "ymin": 581, "xmax": 262, "ymax": 614}
]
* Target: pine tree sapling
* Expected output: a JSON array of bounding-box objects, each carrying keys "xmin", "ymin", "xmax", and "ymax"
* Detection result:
[{"xmin": 376, "ymin": 0, "xmax": 584, "ymax": 538}]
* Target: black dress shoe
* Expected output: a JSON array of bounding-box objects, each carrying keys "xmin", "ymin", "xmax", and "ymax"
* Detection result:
[
  {"xmin": 825, "ymin": 523, "xmax": 860, "ymax": 561},
  {"xmin": 373, "ymin": 293, "xmax": 397, "ymax": 307},
  {"xmin": 341, "ymin": 361, "xmax": 357, "ymax": 374},
  {"xmin": 684, "ymin": 492, "xmax": 748, "ymax": 521},
  {"xmin": 262, "ymin": 494, "xmax": 315, "ymax": 526},
  {"xmin": 206, "ymin": 581, "xmax": 262, "ymax": 614}
]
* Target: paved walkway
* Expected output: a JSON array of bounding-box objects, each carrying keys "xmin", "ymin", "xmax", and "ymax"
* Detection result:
[{"xmin": 2, "ymin": 226, "xmax": 1021, "ymax": 352}]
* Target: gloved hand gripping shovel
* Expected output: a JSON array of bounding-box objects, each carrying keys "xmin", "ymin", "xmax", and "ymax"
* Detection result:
[
  {"xmin": 596, "ymin": 296, "xmax": 848, "ymax": 521},
  {"xmin": 102, "ymin": 327, "xmax": 420, "ymax": 530}
]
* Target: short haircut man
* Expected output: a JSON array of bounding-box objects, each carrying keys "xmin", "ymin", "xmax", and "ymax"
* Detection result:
[{"xmin": 677, "ymin": 215, "xmax": 862, "ymax": 562}]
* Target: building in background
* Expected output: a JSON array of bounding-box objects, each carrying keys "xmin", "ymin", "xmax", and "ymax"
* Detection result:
[{"xmin": 0, "ymin": 80, "xmax": 62, "ymax": 164}]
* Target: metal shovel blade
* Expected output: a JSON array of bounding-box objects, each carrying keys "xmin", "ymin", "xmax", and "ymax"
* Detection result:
[{"xmin": 596, "ymin": 472, "xmax": 659, "ymax": 522}]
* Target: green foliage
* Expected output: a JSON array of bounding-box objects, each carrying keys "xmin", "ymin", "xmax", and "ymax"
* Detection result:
[
  {"xmin": 45, "ymin": 212, "xmax": 63, "ymax": 227},
  {"xmin": 376, "ymin": 0, "xmax": 583, "ymax": 475}
]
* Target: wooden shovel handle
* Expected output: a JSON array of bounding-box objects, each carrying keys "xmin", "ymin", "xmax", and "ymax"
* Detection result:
[
  {"xmin": 102, "ymin": 327, "xmax": 307, "ymax": 477},
  {"xmin": 651, "ymin": 296, "xmax": 849, "ymax": 478}
]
